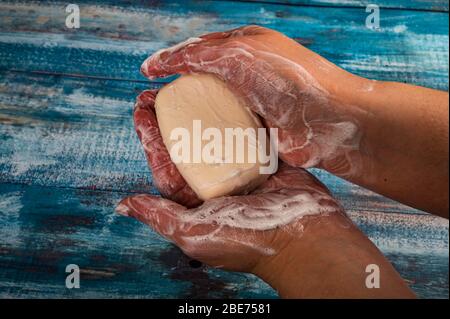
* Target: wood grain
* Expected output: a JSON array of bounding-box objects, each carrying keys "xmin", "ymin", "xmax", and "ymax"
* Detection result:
[
  {"xmin": 0, "ymin": 70, "xmax": 433, "ymax": 214},
  {"xmin": 0, "ymin": 0, "xmax": 448, "ymax": 298},
  {"xmin": 0, "ymin": 1, "xmax": 448, "ymax": 89},
  {"xmin": 0, "ymin": 182, "xmax": 447, "ymax": 298},
  {"xmin": 216, "ymin": 0, "xmax": 449, "ymax": 11},
  {"xmin": 0, "ymin": 70, "xmax": 448, "ymax": 298},
  {"xmin": 0, "ymin": 182, "xmax": 276, "ymax": 298}
]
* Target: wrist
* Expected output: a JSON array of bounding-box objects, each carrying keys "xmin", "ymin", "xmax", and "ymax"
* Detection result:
[
  {"xmin": 251, "ymin": 210, "xmax": 415, "ymax": 298},
  {"xmin": 251, "ymin": 212, "xmax": 353, "ymax": 298},
  {"xmin": 317, "ymin": 74, "xmax": 377, "ymax": 178}
]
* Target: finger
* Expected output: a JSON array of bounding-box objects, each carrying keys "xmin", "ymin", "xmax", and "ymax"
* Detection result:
[
  {"xmin": 134, "ymin": 90, "xmax": 202, "ymax": 208},
  {"xmin": 116, "ymin": 194, "xmax": 186, "ymax": 242},
  {"xmin": 141, "ymin": 41, "xmax": 279, "ymax": 126},
  {"xmin": 142, "ymin": 35, "xmax": 305, "ymax": 132},
  {"xmin": 141, "ymin": 38, "xmax": 236, "ymax": 80},
  {"xmin": 116, "ymin": 195, "xmax": 222, "ymax": 258},
  {"xmin": 140, "ymin": 37, "xmax": 204, "ymax": 79},
  {"xmin": 135, "ymin": 89, "xmax": 158, "ymax": 109},
  {"xmin": 141, "ymin": 25, "xmax": 267, "ymax": 79}
]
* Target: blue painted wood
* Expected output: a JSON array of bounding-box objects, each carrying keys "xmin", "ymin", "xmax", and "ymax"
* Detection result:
[
  {"xmin": 0, "ymin": 182, "xmax": 276, "ymax": 298},
  {"xmin": 0, "ymin": 70, "xmax": 156, "ymax": 194},
  {"xmin": 0, "ymin": 182, "xmax": 447, "ymax": 298},
  {"xmin": 0, "ymin": 70, "xmax": 432, "ymax": 215},
  {"xmin": 0, "ymin": 1, "xmax": 448, "ymax": 89},
  {"xmin": 216, "ymin": 0, "xmax": 449, "ymax": 11},
  {"xmin": 0, "ymin": 0, "xmax": 448, "ymax": 298},
  {"xmin": 0, "ymin": 69, "xmax": 448, "ymax": 298}
]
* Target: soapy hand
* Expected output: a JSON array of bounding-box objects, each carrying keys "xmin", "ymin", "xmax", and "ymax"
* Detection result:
[
  {"xmin": 116, "ymin": 169, "xmax": 416, "ymax": 299},
  {"xmin": 133, "ymin": 89, "xmax": 202, "ymax": 208},
  {"xmin": 141, "ymin": 25, "xmax": 364, "ymax": 177},
  {"xmin": 118, "ymin": 90, "xmax": 416, "ymax": 298},
  {"xmin": 119, "ymin": 89, "xmax": 342, "ymax": 271},
  {"xmin": 116, "ymin": 162, "xmax": 343, "ymax": 272}
]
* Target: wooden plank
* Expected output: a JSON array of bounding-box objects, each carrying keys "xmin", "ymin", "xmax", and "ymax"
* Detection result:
[
  {"xmin": 0, "ymin": 70, "xmax": 430, "ymax": 215},
  {"xmin": 0, "ymin": 1, "xmax": 448, "ymax": 90},
  {"xmin": 0, "ymin": 70, "xmax": 156, "ymax": 193},
  {"xmin": 0, "ymin": 182, "xmax": 447, "ymax": 298},
  {"xmin": 215, "ymin": 0, "xmax": 449, "ymax": 11},
  {"xmin": 0, "ymin": 182, "xmax": 276, "ymax": 298},
  {"xmin": 0, "ymin": 0, "xmax": 448, "ymax": 299}
]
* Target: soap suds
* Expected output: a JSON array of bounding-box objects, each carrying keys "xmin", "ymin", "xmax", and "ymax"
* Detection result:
[
  {"xmin": 179, "ymin": 192, "xmax": 337, "ymax": 231},
  {"xmin": 180, "ymin": 231, "xmax": 277, "ymax": 256},
  {"xmin": 117, "ymin": 165, "xmax": 343, "ymax": 257}
]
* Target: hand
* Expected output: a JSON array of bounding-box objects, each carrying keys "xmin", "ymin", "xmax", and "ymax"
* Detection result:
[
  {"xmin": 120, "ymin": 89, "xmax": 343, "ymax": 272},
  {"xmin": 140, "ymin": 25, "xmax": 368, "ymax": 178},
  {"xmin": 138, "ymin": 25, "xmax": 450, "ymax": 217},
  {"xmin": 116, "ymin": 162, "xmax": 344, "ymax": 273},
  {"xmin": 117, "ymin": 91, "xmax": 415, "ymax": 298},
  {"xmin": 132, "ymin": 89, "xmax": 202, "ymax": 208}
]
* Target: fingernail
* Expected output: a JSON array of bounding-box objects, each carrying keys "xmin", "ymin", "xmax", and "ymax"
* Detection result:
[{"xmin": 115, "ymin": 202, "xmax": 131, "ymax": 216}]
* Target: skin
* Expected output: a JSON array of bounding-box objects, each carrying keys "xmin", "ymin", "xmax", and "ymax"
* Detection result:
[
  {"xmin": 140, "ymin": 25, "xmax": 449, "ymax": 217},
  {"xmin": 117, "ymin": 86, "xmax": 415, "ymax": 298},
  {"xmin": 118, "ymin": 25, "xmax": 447, "ymax": 298}
]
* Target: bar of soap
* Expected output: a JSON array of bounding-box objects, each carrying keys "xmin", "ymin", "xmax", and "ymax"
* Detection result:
[{"xmin": 155, "ymin": 74, "xmax": 270, "ymax": 200}]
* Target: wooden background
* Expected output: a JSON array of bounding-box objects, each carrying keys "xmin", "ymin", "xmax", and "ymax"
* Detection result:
[{"xmin": 0, "ymin": 0, "xmax": 448, "ymax": 298}]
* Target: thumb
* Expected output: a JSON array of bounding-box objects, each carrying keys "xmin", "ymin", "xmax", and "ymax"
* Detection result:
[{"xmin": 116, "ymin": 194, "xmax": 187, "ymax": 242}]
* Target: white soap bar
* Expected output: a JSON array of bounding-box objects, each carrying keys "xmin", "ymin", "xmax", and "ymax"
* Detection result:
[{"xmin": 155, "ymin": 74, "xmax": 270, "ymax": 200}]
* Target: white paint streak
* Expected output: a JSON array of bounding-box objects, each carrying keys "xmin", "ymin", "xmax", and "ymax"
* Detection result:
[{"xmin": 0, "ymin": 191, "xmax": 23, "ymax": 216}]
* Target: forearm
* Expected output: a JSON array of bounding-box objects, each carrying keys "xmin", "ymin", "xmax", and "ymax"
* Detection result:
[
  {"xmin": 287, "ymin": 44, "xmax": 448, "ymax": 216},
  {"xmin": 331, "ymin": 78, "xmax": 449, "ymax": 217},
  {"xmin": 253, "ymin": 213, "xmax": 416, "ymax": 299}
]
